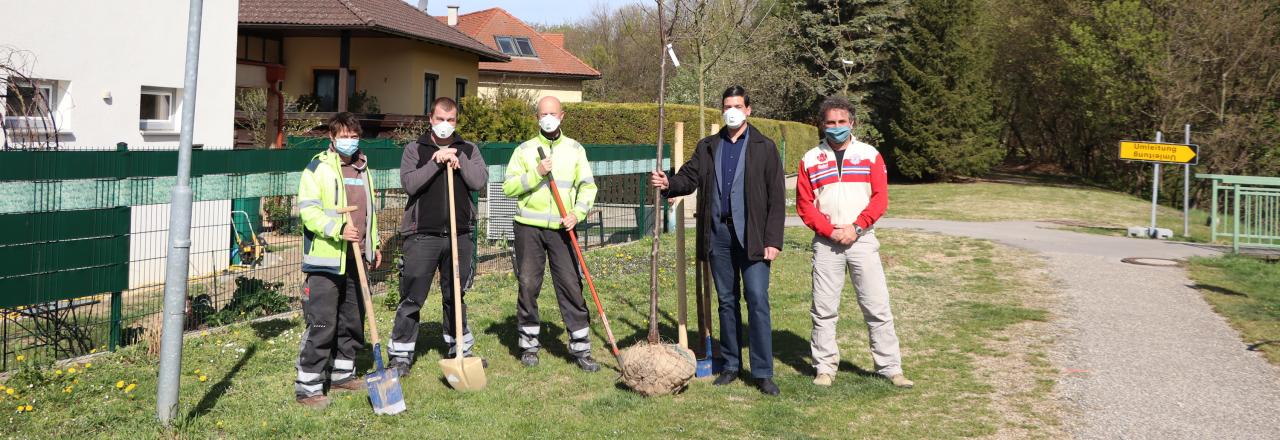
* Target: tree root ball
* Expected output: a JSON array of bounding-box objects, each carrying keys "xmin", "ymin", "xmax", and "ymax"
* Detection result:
[{"xmin": 619, "ymin": 342, "xmax": 696, "ymax": 397}]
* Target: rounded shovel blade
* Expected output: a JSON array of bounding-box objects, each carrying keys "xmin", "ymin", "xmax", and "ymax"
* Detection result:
[{"xmin": 438, "ymin": 358, "xmax": 487, "ymax": 391}]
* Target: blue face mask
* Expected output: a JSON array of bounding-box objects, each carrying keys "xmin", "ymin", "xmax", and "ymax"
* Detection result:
[
  {"xmin": 333, "ymin": 138, "xmax": 359, "ymax": 156},
  {"xmin": 824, "ymin": 126, "xmax": 852, "ymax": 144}
]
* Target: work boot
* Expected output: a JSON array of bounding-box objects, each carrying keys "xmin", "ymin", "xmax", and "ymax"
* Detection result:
[
  {"xmin": 575, "ymin": 355, "xmax": 600, "ymax": 373},
  {"xmin": 388, "ymin": 359, "xmax": 412, "ymax": 378},
  {"xmin": 713, "ymin": 370, "xmax": 739, "ymax": 386},
  {"xmin": 520, "ymin": 351, "xmax": 540, "ymax": 367},
  {"xmin": 813, "ymin": 373, "xmax": 834, "ymax": 387},
  {"xmin": 330, "ymin": 378, "xmax": 366, "ymax": 393},
  {"xmin": 757, "ymin": 378, "xmax": 780, "ymax": 396},
  {"xmin": 295, "ymin": 394, "xmax": 330, "ymax": 409},
  {"xmin": 890, "ymin": 374, "xmax": 914, "ymax": 389}
]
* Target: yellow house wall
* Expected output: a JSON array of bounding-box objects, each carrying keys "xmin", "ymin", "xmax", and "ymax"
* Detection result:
[
  {"xmin": 281, "ymin": 36, "xmax": 479, "ymax": 115},
  {"xmin": 478, "ymin": 73, "xmax": 587, "ymax": 103}
]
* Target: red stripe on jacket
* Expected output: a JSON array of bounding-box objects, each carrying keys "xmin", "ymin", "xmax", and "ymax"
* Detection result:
[{"xmin": 796, "ymin": 152, "xmax": 889, "ymax": 238}]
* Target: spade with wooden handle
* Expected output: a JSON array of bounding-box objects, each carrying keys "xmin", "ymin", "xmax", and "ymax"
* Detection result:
[
  {"xmin": 437, "ymin": 167, "xmax": 487, "ymax": 391},
  {"xmin": 335, "ymin": 206, "xmax": 406, "ymax": 415}
]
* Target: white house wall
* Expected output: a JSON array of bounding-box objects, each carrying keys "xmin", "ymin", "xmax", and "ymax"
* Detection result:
[{"xmin": 1, "ymin": 0, "xmax": 239, "ymax": 288}]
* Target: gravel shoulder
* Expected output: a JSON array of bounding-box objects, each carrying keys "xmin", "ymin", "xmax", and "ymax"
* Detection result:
[{"xmin": 865, "ymin": 218, "xmax": 1280, "ymax": 439}]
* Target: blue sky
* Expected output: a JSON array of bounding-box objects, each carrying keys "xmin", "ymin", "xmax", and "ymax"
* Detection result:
[{"xmin": 406, "ymin": 0, "xmax": 643, "ymax": 26}]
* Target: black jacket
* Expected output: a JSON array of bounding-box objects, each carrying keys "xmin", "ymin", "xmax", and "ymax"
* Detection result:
[
  {"xmin": 399, "ymin": 134, "xmax": 488, "ymax": 235},
  {"xmin": 664, "ymin": 124, "xmax": 786, "ymax": 261}
]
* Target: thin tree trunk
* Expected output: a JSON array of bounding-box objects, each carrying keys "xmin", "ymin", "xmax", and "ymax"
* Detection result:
[{"xmin": 649, "ymin": 0, "xmax": 669, "ymax": 344}]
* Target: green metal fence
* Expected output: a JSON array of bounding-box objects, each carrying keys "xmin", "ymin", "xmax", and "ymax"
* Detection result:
[
  {"xmin": 0, "ymin": 140, "xmax": 669, "ymax": 371},
  {"xmin": 1198, "ymin": 174, "xmax": 1280, "ymax": 252}
]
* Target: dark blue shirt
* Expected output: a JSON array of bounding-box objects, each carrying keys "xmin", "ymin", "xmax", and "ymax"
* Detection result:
[{"xmin": 718, "ymin": 129, "xmax": 748, "ymax": 219}]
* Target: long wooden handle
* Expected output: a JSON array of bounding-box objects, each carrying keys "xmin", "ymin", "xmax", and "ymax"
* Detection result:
[
  {"xmin": 349, "ymin": 228, "xmax": 379, "ymax": 345},
  {"xmin": 446, "ymin": 168, "xmax": 465, "ymax": 360}
]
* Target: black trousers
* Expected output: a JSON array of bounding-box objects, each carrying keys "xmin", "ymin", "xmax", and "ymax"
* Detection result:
[
  {"xmin": 390, "ymin": 232, "xmax": 475, "ymax": 362},
  {"xmin": 295, "ymin": 253, "xmax": 366, "ymax": 397},
  {"xmin": 513, "ymin": 222, "xmax": 592, "ymax": 357}
]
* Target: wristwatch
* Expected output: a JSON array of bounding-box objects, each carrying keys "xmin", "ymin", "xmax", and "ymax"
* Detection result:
[{"xmin": 854, "ymin": 224, "xmax": 868, "ymax": 237}]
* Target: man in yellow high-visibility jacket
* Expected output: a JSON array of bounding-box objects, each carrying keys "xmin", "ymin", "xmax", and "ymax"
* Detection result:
[
  {"xmin": 503, "ymin": 96, "xmax": 599, "ymax": 372},
  {"xmin": 294, "ymin": 112, "xmax": 381, "ymax": 409}
]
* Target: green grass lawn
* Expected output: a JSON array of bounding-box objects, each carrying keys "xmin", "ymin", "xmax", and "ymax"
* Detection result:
[
  {"xmin": 1, "ymin": 228, "xmax": 1060, "ymax": 439},
  {"xmin": 1187, "ymin": 255, "xmax": 1280, "ymax": 365},
  {"xmin": 886, "ymin": 179, "xmax": 1214, "ymax": 242}
]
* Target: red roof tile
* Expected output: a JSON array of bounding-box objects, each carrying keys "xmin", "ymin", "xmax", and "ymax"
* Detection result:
[
  {"xmin": 239, "ymin": 0, "xmax": 508, "ymax": 62},
  {"xmin": 438, "ymin": 8, "xmax": 601, "ymax": 79}
]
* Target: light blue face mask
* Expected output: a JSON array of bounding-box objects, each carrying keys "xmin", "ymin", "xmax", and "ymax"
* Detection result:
[
  {"xmin": 334, "ymin": 138, "xmax": 359, "ymax": 156},
  {"xmin": 824, "ymin": 126, "xmax": 852, "ymax": 144}
]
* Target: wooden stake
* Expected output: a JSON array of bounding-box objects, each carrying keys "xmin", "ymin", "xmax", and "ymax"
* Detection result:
[{"xmin": 675, "ymin": 121, "xmax": 687, "ymax": 349}]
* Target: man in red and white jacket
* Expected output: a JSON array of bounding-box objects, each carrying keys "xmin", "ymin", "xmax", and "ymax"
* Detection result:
[{"xmin": 796, "ymin": 96, "xmax": 912, "ymax": 389}]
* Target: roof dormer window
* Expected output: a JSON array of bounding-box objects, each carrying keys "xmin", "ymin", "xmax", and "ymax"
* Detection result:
[{"xmin": 495, "ymin": 36, "xmax": 537, "ymax": 58}]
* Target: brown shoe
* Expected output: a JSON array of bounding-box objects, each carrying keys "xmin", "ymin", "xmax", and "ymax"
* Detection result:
[
  {"xmin": 330, "ymin": 378, "xmax": 367, "ymax": 393},
  {"xmin": 813, "ymin": 373, "xmax": 834, "ymax": 387},
  {"xmin": 890, "ymin": 374, "xmax": 914, "ymax": 389},
  {"xmin": 296, "ymin": 394, "xmax": 330, "ymax": 409}
]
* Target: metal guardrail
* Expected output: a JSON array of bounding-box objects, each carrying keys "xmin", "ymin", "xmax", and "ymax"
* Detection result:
[{"xmin": 1197, "ymin": 174, "xmax": 1280, "ymax": 252}]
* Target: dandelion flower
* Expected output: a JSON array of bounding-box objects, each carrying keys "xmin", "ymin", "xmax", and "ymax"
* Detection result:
[
  {"xmin": 90, "ymin": 348, "xmax": 97, "ymax": 354},
  {"xmin": 5, "ymin": 389, "xmax": 13, "ymax": 396},
  {"xmin": 198, "ymin": 375, "xmax": 209, "ymax": 382},
  {"xmin": 63, "ymin": 386, "xmax": 72, "ymax": 394},
  {"xmin": 216, "ymin": 421, "xmax": 224, "ymax": 428},
  {"xmin": 23, "ymin": 405, "xmax": 31, "ymax": 412},
  {"xmin": 67, "ymin": 367, "xmax": 77, "ymax": 374},
  {"xmin": 15, "ymin": 405, "xmax": 22, "ymax": 412},
  {"xmin": 54, "ymin": 370, "xmax": 63, "ymax": 376},
  {"xmin": 124, "ymin": 383, "xmax": 137, "ymax": 393},
  {"xmin": 85, "ymin": 363, "xmax": 92, "ymax": 369},
  {"xmin": 15, "ymin": 355, "xmax": 24, "ymax": 362},
  {"xmin": 115, "ymin": 381, "xmax": 125, "ymax": 389},
  {"xmin": 193, "ymin": 369, "xmax": 201, "ymax": 375}
]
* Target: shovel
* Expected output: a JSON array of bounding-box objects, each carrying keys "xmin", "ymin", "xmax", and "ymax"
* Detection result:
[
  {"xmin": 340, "ymin": 206, "xmax": 406, "ymax": 415},
  {"xmin": 438, "ymin": 167, "xmax": 487, "ymax": 391},
  {"xmin": 537, "ymin": 148, "xmax": 623, "ymax": 363}
]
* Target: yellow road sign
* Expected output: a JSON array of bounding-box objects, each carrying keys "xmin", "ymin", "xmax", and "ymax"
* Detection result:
[{"xmin": 1119, "ymin": 141, "xmax": 1198, "ymax": 165}]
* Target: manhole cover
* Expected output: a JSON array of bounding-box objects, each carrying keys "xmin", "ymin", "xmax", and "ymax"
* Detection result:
[{"xmin": 1121, "ymin": 257, "xmax": 1182, "ymax": 267}]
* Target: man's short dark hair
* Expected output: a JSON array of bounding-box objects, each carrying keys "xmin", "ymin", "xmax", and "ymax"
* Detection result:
[
  {"xmin": 429, "ymin": 97, "xmax": 458, "ymax": 118},
  {"xmin": 722, "ymin": 85, "xmax": 751, "ymax": 108},
  {"xmin": 818, "ymin": 96, "xmax": 856, "ymax": 123},
  {"xmin": 326, "ymin": 112, "xmax": 361, "ymax": 137}
]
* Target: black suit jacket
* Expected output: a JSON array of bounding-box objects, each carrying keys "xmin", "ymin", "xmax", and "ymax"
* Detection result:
[{"xmin": 664, "ymin": 124, "xmax": 786, "ymax": 262}]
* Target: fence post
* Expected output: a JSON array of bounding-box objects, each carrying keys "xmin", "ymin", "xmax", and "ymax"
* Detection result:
[
  {"xmin": 109, "ymin": 291, "xmax": 122, "ymax": 351},
  {"xmin": 1233, "ymin": 184, "xmax": 1241, "ymax": 253},
  {"xmin": 1210, "ymin": 178, "xmax": 1219, "ymax": 242},
  {"xmin": 471, "ymin": 190, "xmax": 479, "ymax": 261}
]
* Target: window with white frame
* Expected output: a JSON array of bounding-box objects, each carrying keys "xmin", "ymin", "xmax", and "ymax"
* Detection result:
[
  {"xmin": 139, "ymin": 87, "xmax": 176, "ymax": 131},
  {"xmin": 2, "ymin": 78, "xmax": 73, "ymax": 133}
]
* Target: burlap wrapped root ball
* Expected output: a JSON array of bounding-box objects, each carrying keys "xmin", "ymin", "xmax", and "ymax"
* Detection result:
[{"xmin": 619, "ymin": 342, "xmax": 696, "ymax": 396}]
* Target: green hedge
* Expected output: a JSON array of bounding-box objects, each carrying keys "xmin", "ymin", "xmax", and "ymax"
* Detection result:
[{"xmin": 562, "ymin": 102, "xmax": 817, "ymax": 174}]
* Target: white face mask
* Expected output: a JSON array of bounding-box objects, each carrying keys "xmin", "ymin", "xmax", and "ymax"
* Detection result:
[
  {"xmin": 539, "ymin": 114, "xmax": 561, "ymax": 133},
  {"xmin": 722, "ymin": 107, "xmax": 746, "ymax": 129},
  {"xmin": 431, "ymin": 121, "xmax": 455, "ymax": 139}
]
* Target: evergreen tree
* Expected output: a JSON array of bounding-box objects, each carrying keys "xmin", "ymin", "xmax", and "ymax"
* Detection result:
[
  {"xmin": 788, "ymin": 0, "xmax": 906, "ymax": 140},
  {"xmin": 883, "ymin": 0, "xmax": 1003, "ymax": 179}
]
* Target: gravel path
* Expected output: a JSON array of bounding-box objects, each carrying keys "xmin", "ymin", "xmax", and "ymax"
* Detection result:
[{"xmin": 861, "ymin": 219, "xmax": 1280, "ymax": 439}]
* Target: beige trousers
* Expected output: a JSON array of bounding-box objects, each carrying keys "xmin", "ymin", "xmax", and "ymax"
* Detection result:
[{"xmin": 810, "ymin": 233, "xmax": 902, "ymax": 377}]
